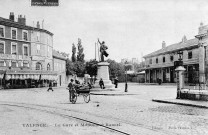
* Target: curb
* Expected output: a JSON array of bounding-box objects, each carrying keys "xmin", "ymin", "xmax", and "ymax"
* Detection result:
[
  {"xmin": 152, "ymin": 99, "xmax": 208, "ymax": 109},
  {"xmin": 90, "ymin": 93, "xmax": 137, "ymax": 96}
]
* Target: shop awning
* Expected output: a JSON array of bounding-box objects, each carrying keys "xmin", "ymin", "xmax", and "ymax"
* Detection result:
[
  {"xmin": 0, "ymin": 70, "xmax": 6, "ymax": 79},
  {"xmin": 5, "ymin": 70, "xmax": 58, "ymax": 80}
]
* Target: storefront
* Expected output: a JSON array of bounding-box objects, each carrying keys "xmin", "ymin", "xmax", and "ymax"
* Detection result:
[{"xmin": 3, "ymin": 70, "xmax": 58, "ymax": 89}]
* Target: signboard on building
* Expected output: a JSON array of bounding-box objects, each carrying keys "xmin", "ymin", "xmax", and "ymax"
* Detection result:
[{"xmin": 31, "ymin": 0, "xmax": 59, "ymax": 6}]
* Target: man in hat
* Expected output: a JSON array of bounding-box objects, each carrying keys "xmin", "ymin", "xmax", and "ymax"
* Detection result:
[
  {"xmin": 98, "ymin": 38, "xmax": 109, "ymax": 62},
  {"xmin": 68, "ymin": 79, "xmax": 75, "ymax": 102}
]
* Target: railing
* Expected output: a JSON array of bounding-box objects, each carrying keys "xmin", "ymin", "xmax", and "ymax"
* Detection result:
[
  {"xmin": 183, "ymin": 72, "xmax": 208, "ymax": 90},
  {"xmin": 0, "ymin": 54, "xmax": 30, "ymax": 60}
]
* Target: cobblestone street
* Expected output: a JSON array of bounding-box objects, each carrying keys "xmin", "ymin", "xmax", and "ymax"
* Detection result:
[{"xmin": 0, "ymin": 83, "xmax": 208, "ymax": 135}]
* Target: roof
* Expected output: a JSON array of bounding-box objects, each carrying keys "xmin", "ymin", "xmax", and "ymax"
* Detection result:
[
  {"xmin": 0, "ymin": 17, "xmax": 53, "ymax": 36},
  {"xmin": 143, "ymin": 38, "xmax": 199, "ymax": 58},
  {"xmin": 52, "ymin": 50, "xmax": 67, "ymax": 61}
]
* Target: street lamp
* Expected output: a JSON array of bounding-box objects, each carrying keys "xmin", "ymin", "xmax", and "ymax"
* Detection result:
[
  {"xmin": 124, "ymin": 61, "xmax": 128, "ymax": 92},
  {"xmin": 177, "ymin": 51, "xmax": 183, "ymax": 61},
  {"xmin": 175, "ymin": 50, "xmax": 185, "ymax": 99}
]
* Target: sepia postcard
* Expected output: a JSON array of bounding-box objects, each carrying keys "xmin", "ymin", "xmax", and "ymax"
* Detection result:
[{"xmin": 0, "ymin": 0, "xmax": 208, "ymax": 135}]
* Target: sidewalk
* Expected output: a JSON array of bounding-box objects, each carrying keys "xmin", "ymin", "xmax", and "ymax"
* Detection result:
[
  {"xmin": 152, "ymin": 98, "xmax": 208, "ymax": 108},
  {"xmin": 90, "ymin": 87, "xmax": 138, "ymax": 96}
]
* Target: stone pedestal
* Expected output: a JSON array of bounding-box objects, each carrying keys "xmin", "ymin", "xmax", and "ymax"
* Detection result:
[{"xmin": 94, "ymin": 62, "xmax": 114, "ymax": 89}]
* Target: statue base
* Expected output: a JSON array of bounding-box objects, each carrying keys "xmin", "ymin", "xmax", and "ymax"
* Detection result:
[{"xmin": 94, "ymin": 62, "xmax": 114, "ymax": 89}]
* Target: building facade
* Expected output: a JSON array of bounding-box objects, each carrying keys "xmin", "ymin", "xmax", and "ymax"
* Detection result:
[
  {"xmin": 143, "ymin": 25, "xmax": 207, "ymax": 84},
  {"xmin": 53, "ymin": 50, "xmax": 67, "ymax": 87},
  {"xmin": 0, "ymin": 12, "xmax": 57, "ymax": 89}
]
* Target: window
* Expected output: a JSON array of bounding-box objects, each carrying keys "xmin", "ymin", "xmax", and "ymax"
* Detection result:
[
  {"xmin": 47, "ymin": 63, "xmax": 50, "ymax": 71},
  {"xmin": 37, "ymin": 32, "xmax": 40, "ymax": 41},
  {"xmin": 163, "ymin": 56, "xmax": 165, "ymax": 63},
  {"xmin": 11, "ymin": 61, "xmax": 17, "ymax": 67},
  {"xmin": 47, "ymin": 46, "xmax": 50, "ymax": 57},
  {"xmin": 0, "ymin": 61, "xmax": 5, "ymax": 66},
  {"xmin": 149, "ymin": 59, "xmax": 152, "ymax": 64},
  {"xmin": 170, "ymin": 56, "xmax": 174, "ymax": 61},
  {"xmin": 22, "ymin": 30, "xmax": 28, "ymax": 41},
  {"xmin": 23, "ymin": 61, "xmax": 29, "ymax": 68},
  {"xmin": 0, "ymin": 26, "xmax": 5, "ymax": 37},
  {"xmin": 188, "ymin": 51, "xmax": 192, "ymax": 59},
  {"xmin": 0, "ymin": 41, "xmax": 5, "ymax": 54},
  {"xmin": 36, "ymin": 62, "xmax": 42, "ymax": 70},
  {"xmin": 37, "ymin": 44, "xmax": 40, "ymax": 54},
  {"xmin": 156, "ymin": 58, "xmax": 158, "ymax": 63},
  {"xmin": 23, "ymin": 45, "xmax": 29, "ymax": 56},
  {"xmin": 11, "ymin": 42, "xmax": 17, "ymax": 55},
  {"xmin": 11, "ymin": 28, "xmax": 17, "ymax": 39}
]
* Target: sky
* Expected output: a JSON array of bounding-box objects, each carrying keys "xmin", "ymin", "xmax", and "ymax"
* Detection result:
[{"xmin": 1, "ymin": 0, "xmax": 208, "ymax": 62}]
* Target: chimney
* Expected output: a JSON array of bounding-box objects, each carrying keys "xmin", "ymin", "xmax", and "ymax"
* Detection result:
[
  {"xmin": 9, "ymin": 12, "xmax": 15, "ymax": 21},
  {"xmin": 37, "ymin": 21, "xmax": 40, "ymax": 28},
  {"xmin": 162, "ymin": 41, "xmax": 166, "ymax": 49},
  {"xmin": 17, "ymin": 15, "xmax": 26, "ymax": 25}
]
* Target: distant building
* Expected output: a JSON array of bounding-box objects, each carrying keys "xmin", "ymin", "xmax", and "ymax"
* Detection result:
[
  {"xmin": 53, "ymin": 50, "xmax": 67, "ymax": 86},
  {"xmin": 143, "ymin": 23, "xmax": 208, "ymax": 84}
]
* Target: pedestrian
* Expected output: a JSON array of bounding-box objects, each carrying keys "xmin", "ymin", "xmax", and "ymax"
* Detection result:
[
  {"xmin": 99, "ymin": 78, "xmax": 105, "ymax": 89},
  {"xmin": 47, "ymin": 81, "xmax": 53, "ymax": 92},
  {"xmin": 68, "ymin": 79, "xmax": 75, "ymax": 102},
  {"xmin": 114, "ymin": 77, "xmax": 119, "ymax": 88}
]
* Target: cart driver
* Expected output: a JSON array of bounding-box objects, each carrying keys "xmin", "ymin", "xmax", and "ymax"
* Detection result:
[{"xmin": 68, "ymin": 79, "xmax": 76, "ymax": 102}]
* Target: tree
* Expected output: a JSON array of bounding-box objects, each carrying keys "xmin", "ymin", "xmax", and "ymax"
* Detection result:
[
  {"xmin": 77, "ymin": 38, "xmax": 85, "ymax": 62},
  {"xmin": 106, "ymin": 59, "xmax": 125, "ymax": 78},
  {"xmin": 72, "ymin": 43, "xmax": 76, "ymax": 62},
  {"xmin": 85, "ymin": 59, "xmax": 98, "ymax": 77},
  {"xmin": 66, "ymin": 58, "xmax": 76, "ymax": 75},
  {"xmin": 73, "ymin": 61, "xmax": 86, "ymax": 77}
]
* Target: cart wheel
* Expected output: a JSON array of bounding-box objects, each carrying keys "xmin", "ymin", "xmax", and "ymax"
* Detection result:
[
  {"xmin": 83, "ymin": 94, "xmax": 90, "ymax": 103},
  {"xmin": 71, "ymin": 94, "xmax": 77, "ymax": 104}
]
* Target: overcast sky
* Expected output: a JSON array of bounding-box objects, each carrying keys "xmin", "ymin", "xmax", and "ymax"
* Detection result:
[{"xmin": 1, "ymin": 0, "xmax": 208, "ymax": 62}]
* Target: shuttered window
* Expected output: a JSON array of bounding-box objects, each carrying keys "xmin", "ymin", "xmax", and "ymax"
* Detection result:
[
  {"xmin": 0, "ymin": 42, "xmax": 4, "ymax": 54},
  {"xmin": 0, "ymin": 27, "xmax": 4, "ymax": 37}
]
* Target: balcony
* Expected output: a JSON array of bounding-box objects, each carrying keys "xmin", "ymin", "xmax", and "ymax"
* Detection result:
[{"xmin": 0, "ymin": 54, "xmax": 30, "ymax": 60}]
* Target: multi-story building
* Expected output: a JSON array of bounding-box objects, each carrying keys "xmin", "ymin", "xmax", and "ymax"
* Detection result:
[
  {"xmin": 53, "ymin": 50, "xmax": 67, "ymax": 86},
  {"xmin": 0, "ymin": 12, "xmax": 57, "ymax": 89},
  {"xmin": 143, "ymin": 23, "xmax": 208, "ymax": 84}
]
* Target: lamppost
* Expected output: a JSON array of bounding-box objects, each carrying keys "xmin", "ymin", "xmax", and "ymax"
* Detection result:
[
  {"xmin": 175, "ymin": 51, "xmax": 185, "ymax": 99},
  {"xmin": 124, "ymin": 61, "xmax": 128, "ymax": 92}
]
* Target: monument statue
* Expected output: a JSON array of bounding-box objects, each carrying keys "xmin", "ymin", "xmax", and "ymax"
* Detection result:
[{"xmin": 98, "ymin": 38, "xmax": 109, "ymax": 62}]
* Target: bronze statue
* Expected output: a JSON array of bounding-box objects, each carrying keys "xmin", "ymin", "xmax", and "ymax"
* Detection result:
[{"xmin": 98, "ymin": 38, "xmax": 109, "ymax": 62}]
